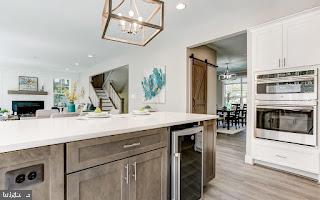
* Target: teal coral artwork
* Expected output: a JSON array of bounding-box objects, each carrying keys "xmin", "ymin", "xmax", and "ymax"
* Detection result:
[{"xmin": 141, "ymin": 67, "xmax": 166, "ymax": 103}]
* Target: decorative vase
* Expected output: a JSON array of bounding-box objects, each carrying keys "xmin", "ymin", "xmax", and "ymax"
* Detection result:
[{"xmin": 67, "ymin": 102, "xmax": 76, "ymax": 113}]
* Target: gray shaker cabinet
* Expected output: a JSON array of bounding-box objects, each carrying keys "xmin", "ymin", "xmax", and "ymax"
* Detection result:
[
  {"xmin": 67, "ymin": 158, "xmax": 129, "ymax": 200},
  {"xmin": 129, "ymin": 148, "xmax": 167, "ymax": 200},
  {"xmin": 67, "ymin": 148, "xmax": 167, "ymax": 200},
  {"xmin": 66, "ymin": 128, "xmax": 169, "ymax": 200}
]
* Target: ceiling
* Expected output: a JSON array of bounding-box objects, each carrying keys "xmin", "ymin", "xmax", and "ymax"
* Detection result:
[
  {"xmin": 1, "ymin": 0, "xmax": 320, "ymax": 73},
  {"xmin": 0, "ymin": 0, "xmax": 193, "ymax": 72},
  {"xmin": 207, "ymin": 33, "xmax": 247, "ymax": 73}
]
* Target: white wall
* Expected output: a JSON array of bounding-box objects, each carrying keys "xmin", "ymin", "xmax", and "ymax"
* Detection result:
[
  {"xmin": 0, "ymin": 66, "xmax": 80, "ymax": 111},
  {"xmin": 216, "ymin": 79, "xmax": 223, "ymax": 108},
  {"xmin": 79, "ymin": 1, "xmax": 320, "ymax": 113},
  {"xmin": 187, "ymin": 46, "xmax": 217, "ymax": 114}
]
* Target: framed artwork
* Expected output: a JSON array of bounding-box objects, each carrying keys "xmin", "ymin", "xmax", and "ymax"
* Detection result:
[
  {"xmin": 19, "ymin": 76, "xmax": 38, "ymax": 91},
  {"xmin": 141, "ymin": 66, "xmax": 166, "ymax": 104}
]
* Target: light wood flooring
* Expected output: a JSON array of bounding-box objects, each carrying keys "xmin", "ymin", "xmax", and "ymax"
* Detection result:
[{"xmin": 204, "ymin": 131, "xmax": 320, "ymax": 200}]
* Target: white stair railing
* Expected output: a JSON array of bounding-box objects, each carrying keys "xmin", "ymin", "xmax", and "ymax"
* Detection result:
[
  {"xmin": 103, "ymin": 81, "xmax": 124, "ymax": 113},
  {"xmin": 89, "ymin": 83, "xmax": 102, "ymax": 108}
]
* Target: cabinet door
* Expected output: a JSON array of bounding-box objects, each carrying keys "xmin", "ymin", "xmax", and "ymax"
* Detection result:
[
  {"xmin": 283, "ymin": 12, "xmax": 320, "ymax": 68},
  {"xmin": 129, "ymin": 148, "xmax": 167, "ymax": 200},
  {"xmin": 67, "ymin": 159, "xmax": 129, "ymax": 200},
  {"xmin": 254, "ymin": 23, "xmax": 283, "ymax": 71}
]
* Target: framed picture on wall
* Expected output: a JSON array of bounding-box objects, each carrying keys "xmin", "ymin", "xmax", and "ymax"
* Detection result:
[
  {"xmin": 19, "ymin": 76, "xmax": 38, "ymax": 91},
  {"xmin": 141, "ymin": 66, "xmax": 166, "ymax": 104}
]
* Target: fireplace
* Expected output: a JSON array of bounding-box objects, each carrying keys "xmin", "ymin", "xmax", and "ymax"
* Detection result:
[{"xmin": 12, "ymin": 101, "xmax": 44, "ymax": 116}]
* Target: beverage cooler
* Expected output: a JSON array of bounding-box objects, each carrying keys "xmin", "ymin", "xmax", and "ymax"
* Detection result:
[{"xmin": 171, "ymin": 126, "xmax": 204, "ymax": 200}]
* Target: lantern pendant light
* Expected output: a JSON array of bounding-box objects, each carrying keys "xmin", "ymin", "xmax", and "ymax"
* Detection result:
[
  {"xmin": 102, "ymin": 0, "xmax": 164, "ymax": 46},
  {"xmin": 219, "ymin": 63, "xmax": 237, "ymax": 81}
]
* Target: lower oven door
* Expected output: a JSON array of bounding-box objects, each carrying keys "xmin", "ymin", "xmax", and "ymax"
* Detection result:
[{"xmin": 255, "ymin": 104, "xmax": 317, "ymax": 146}]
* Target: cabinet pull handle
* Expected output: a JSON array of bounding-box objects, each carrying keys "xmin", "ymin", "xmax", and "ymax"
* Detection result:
[
  {"xmin": 124, "ymin": 163, "xmax": 129, "ymax": 184},
  {"xmin": 132, "ymin": 162, "xmax": 137, "ymax": 181},
  {"xmin": 284, "ymin": 58, "xmax": 286, "ymax": 67},
  {"xmin": 123, "ymin": 142, "xmax": 141, "ymax": 149},
  {"xmin": 275, "ymin": 154, "xmax": 287, "ymax": 159}
]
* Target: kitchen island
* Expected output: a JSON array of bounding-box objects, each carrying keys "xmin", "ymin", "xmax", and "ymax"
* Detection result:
[{"xmin": 0, "ymin": 112, "xmax": 218, "ymax": 200}]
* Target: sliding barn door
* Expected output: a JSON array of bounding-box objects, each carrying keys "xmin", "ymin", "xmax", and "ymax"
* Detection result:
[{"xmin": 192, "ymin": 59, "xmax": 207, "ymax": 114}]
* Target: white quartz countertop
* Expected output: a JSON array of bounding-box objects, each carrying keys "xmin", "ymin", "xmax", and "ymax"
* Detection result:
[{"xmin": 0, "ymin": 112, "xmax": 217, "ymax": 154}]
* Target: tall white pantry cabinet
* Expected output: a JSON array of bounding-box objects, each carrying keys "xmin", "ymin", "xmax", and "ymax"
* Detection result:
[{"xmin": 248, "ymin": 8, "xmax": 320, "ymax": 183}]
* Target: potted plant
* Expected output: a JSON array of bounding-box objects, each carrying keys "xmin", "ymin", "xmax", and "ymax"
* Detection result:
[
  {"xmin": 0, "ymin": 108, "xmax": 8, "ymax": 114},
  {"xmin": 64, "ymin": 81, "xmax": 85, "ymax": 112},
  {"xmin": 0, "ymin": 108, "xmax": 9, "ymax": 120}
]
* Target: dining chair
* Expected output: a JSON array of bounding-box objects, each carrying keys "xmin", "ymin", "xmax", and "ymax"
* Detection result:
[
  {"xmin": 238, "ymin": 109, "xmax": 247, "ymax": 127},
  {"xmin": 36, "ymin": 109, "xmax": 59, "ymax": 119},
  {"xmin": 243, "ymin": 104, "xmax": 247, "ymax": 110},
  {"xmin": 216, "ymin": 110, "xmax": 225, "ymax": 128},
  {"xmin": 239, "ymin": 105, "xmax": 247, "ymax": 127}
]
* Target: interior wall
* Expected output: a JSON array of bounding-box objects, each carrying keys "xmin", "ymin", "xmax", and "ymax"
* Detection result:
[
  {"xmin": 108, "ymin": 65, "xmax": 129, "ymax": 113},
  {"xmin": 0, "ymin": 66, "xmax": 80, "ymax": 111},
  {"xmin": 79, "ymin": 2, "xmax": 320, "ymax": 113},
  {"xmin": 216, "ymin": 79, "xmax": 223, "ymax": 107},
  {"xmin": 187, "ymin": 46, "xmax": 217, "ymax": 114}
]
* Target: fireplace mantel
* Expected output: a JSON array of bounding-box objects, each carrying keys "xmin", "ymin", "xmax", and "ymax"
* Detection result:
[{"xmin": 8, "ymin": 90, "xmax": 48, "ymax": 95}]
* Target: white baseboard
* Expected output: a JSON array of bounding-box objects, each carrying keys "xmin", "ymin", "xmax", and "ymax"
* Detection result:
[{"xmin": 245, "ymin": 154, "xmax": 253, "ymax": 165}]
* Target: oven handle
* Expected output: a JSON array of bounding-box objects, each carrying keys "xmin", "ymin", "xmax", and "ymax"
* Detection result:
[
  {"xmin": 256, "ymin": 74, "xmax": 316, "ymax": 83},
  {"xmin": 256, "ymin": 105, "xmax": 314, "ymax": 111}
]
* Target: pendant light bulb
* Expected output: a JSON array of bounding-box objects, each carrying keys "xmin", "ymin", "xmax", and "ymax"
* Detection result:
[
  {"xmin": 176, "ymin": 2, "xmax": 186, "ymax": 10},
  {"xmin": 129, "ymin": 10, "xmax": 134, "ymax": 17}
]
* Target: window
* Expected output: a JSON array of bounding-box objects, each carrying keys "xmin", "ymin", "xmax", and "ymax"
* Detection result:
[
  {"xmin": 223, "ymin": 77, "xmax": 247, "ymax": 106},
  {"xmin": 53, "ymin": 78, "xmax": 70, "ymax": 106}
]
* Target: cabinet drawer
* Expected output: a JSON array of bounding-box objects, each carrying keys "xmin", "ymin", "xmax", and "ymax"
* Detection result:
[
  {"xmin": 253, "ymin": 143, "xmax": 319, "ymax": 173},
  {"xmin": 67, "ymin": 128, "xmax": 168, "ymax": 173}
]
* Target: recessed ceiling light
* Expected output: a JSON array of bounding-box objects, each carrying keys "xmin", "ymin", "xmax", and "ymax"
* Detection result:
[
  {"xmin": 75, "ymin": 62, "xmax": 79, "ymax": 66},
  {"xmin": 65, "ymin": 68, "xmax": 69, "ymax": 71},
  {"xmin": 176, "ymin": 2, "xmax": 186, "ymax": 10},
  {"xmin": 88, "ymin": 54, "xmax": 94, "ymax": 58}
]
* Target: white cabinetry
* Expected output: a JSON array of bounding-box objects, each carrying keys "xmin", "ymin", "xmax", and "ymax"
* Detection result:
[
  {"xmin": 253, "ymin": 139, "xmax": 319, "ymax": 174},
  {"xmin": 283, "ymin": 12, "xmax": 320, "ymax": 68},
  {"xmin": 252, "ymin": 10, "xmax": 320, "ymax": 72},
  {"xmin": 254, "ymin": 23, "xmax": 283, "ymax": 72}
]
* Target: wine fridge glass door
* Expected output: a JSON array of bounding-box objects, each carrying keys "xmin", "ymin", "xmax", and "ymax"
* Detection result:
[{"xmin": 172, "ymin": 126, "xmax": 203, "ymax": 200}]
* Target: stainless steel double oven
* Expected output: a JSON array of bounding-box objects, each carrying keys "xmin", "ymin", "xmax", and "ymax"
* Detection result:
[{"xmin": 255, "ymin": 67, "xmax": 318, "ymax": 146}]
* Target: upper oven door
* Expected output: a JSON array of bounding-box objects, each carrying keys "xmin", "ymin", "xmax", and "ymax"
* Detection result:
[
  {"xmin": 255, "ymin": 67, "xmax": 318, "ymax": 101},
  {"xmin": 255, "ymin": 102, "xmax": 317, "ymax": 146}
]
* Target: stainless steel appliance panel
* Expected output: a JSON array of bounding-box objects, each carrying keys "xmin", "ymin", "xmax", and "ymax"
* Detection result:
[
  {"xmin": 255, "ymin": 67, "xmax": 318, "ymax": 101},
  {"xmin": 255, "ymin": 102, "xmax": 317, "ymax": 146}
]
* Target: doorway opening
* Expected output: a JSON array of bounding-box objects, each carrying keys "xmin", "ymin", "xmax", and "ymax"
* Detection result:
[
  {"xmin": 89, "ymin": 65, "xmax": 129, "ymax": 114},
  {"xmin": 187, "ymin": 30, "xmax": 248, "ymax": 159},
  {"xmin": 209, "ymin": 33, "xmax": 247, "ymax": 135}
]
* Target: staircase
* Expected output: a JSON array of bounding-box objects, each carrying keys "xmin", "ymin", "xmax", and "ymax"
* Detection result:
[{"xmin": 94, "ymin": 88, "xmax": 113, "ymax": 112}]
